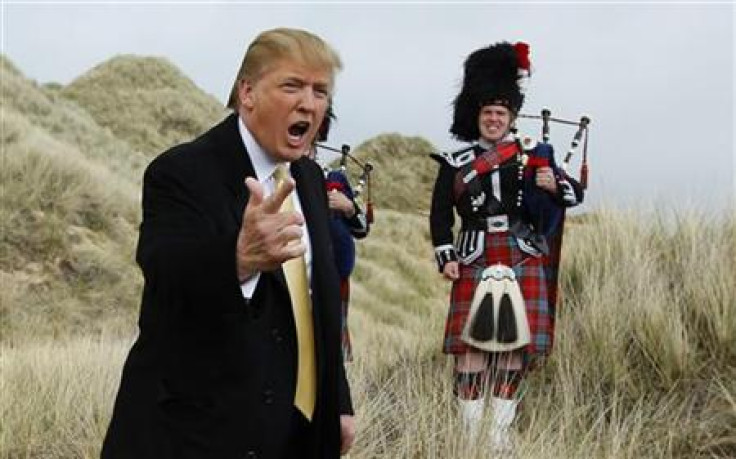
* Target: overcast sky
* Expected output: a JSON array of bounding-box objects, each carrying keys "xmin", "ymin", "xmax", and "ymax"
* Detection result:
[{"xmin": 3, "ymin": 2, "xmax": 734, "ymax": 212}]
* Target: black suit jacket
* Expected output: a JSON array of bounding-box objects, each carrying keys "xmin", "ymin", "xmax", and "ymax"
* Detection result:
[{"xmin": 101, "ymin": 114, "xmax": 352, "ymax": 459}]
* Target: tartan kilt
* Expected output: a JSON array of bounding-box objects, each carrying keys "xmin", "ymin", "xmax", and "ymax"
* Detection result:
[
  {"xmin": 443, "ymin": 231, "xmax": 553, "ymax": 358},
  {"xmin": 340, "ymin": 278, "xmax": 353, "ymax": 362}
]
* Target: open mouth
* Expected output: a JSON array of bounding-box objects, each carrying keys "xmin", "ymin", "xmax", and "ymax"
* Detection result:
[{"xmin": 288, "ymin": 121, "xmax": 311, "ymax": 142}]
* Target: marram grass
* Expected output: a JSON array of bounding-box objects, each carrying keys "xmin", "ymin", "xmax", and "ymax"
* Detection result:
[{"xmin": 2, "ymin": 208, "xmax": 734, "ymax": 458}]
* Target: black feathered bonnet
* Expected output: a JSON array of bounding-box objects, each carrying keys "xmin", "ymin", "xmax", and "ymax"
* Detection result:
[{"xmin": 450, "ymin": 42, "xmax": 531, "ymax": 142}]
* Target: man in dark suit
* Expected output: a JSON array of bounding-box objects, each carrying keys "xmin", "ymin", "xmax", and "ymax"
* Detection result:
[{"xmin": 101, "ymin": 28, "xmax": 355, "ymax": 459}]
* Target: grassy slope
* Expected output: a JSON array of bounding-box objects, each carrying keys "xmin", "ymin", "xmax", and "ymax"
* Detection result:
[
  {"xmin": 1, "ymin": 54, "xmax": 225, "ymax": 341},
  {"xmin": 2, "ymin": 56, "xmax": 141, "ymax": 339},
  {"xmin": 349, "ymin": 132, "xmax": 438, "ymax": 215},
  {"xmin": 3, "ymin": 210, "xmax": 733, "ymax": 458},
  {"xmin": 1, "ymin": 55, "xmax": 734, "ymax": 458},
  {"xmin": 61, "ymin": 55, "xmax": 227, "ymax": 156}
]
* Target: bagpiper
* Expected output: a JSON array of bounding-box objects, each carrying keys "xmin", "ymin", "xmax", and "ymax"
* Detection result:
[
  {"xmin": 429, "ymin": 41, "xmax": 584, "ymax": 452},
  {"xmin": 310, "ymin": 106, "xmax": 371, "ymax": 362}
]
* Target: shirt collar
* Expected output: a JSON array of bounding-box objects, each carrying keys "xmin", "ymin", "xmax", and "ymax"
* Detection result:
[{"xmin": 238, "ymin": 116, "xmax": 285, "ymax": 182}]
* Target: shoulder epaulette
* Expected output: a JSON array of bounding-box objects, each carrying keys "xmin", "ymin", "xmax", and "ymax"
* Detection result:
[{"xmin": 429, "ymin": 145, "xmax": 476, "ymax": 168}]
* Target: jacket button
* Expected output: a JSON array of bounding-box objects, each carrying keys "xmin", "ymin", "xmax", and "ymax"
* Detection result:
[
  {"xmin": 263, "ymin": 389, "xmax": 274, "ymax": 405},
  {"xmin": 271, "ymin": 328, "xmax": 283, "ymax": 343}
]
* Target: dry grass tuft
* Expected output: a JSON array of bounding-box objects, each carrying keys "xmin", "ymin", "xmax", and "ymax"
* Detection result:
[
  {"xmin": 351, "ymin": 133, "xmax": 437, "ymax": 214},
  {"xmin": 61, "ymin": 55, "xmax": 227, "ymax": 155}
]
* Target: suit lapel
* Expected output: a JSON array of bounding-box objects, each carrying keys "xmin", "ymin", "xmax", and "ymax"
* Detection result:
[
  {"xmin": 292, "ymin": 157, "xmax": 329, "ymax": 379},
  {"xmin": 291, "ymin": 157, "xmax": 330, "ymax": 291},
  {"xmin": 208, "ymin": 113, "xmax": 257, "ymax": 226},
  {"xmin": 208, "ymin": 113, "xmax": 290, "ymax": 289}
]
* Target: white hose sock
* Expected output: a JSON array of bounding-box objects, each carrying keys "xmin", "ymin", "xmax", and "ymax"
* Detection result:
[
  {"xmin": 458, "ymin": 397, "xmax": 485, "ymax": 441},
  {"xmin": 489, "ymin": 396, "xmax": 518, "ymax": 452}
]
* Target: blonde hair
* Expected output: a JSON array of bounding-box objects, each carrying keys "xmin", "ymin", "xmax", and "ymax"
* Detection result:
[{"xmin": 226, "ymin": 28, "xmax": 342, "ymax": 110}]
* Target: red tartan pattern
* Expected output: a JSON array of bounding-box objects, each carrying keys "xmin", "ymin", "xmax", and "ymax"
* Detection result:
[
  {"xmin": 340, "ymin": 278, "xmax": 353, "ymax": 362},
  {"xmin": 443, "ymin": 232, "xmax": 553, "ymax": 357},
  {"xmin": 453, "ymin": 143, "xmax": 518, "ymax": 199}
]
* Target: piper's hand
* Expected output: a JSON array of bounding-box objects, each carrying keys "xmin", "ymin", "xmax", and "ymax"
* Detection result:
[
  {"xmin": 328, "ymin": 190, "xmax": 356, "ymax": 217},
  {"xmin": 443, "ymin": 261, "xmax": 460, "ymax": 281},
  {"xmin": 236, "ymin": 177, "xmax": 305, "ymax": 282},
  {"xmin": 535, "ymin": 166, "xmax": 558, "ymax": 194},
  {"xmin": 340, "ymin": 414, "xmax": 355, "ymax": 455}
]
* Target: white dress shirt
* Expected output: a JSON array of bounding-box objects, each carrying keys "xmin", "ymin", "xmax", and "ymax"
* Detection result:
[{"xmin": 238, "ymin": 116, "xmax": 313, "ymax": 299}]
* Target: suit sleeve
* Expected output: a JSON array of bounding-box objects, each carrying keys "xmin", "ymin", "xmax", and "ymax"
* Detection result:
[
  {"xmin": 136, "ymin": 154, "xmax": 245, "ymax": 315},
  {"xmin": 429, "ymin": 162, "xmax": 458, "ymax": 272}
]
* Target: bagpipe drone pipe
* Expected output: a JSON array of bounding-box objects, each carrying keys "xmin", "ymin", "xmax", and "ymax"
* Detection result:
[
  {"xmin": 518, "ymin": 108, "xmax": 591, "ymax": 190},
  {"xmin": 314, "ymin": 142, "xmax": 374, "ymax": 225},
  {"xmin": 314, "ymin": 142, "xmax": 374, "ymax": 279}
]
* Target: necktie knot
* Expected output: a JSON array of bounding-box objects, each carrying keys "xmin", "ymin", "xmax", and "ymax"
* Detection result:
[{"xmin": 273, "ymin": 165, "xmax": 294, "ymax": 212}]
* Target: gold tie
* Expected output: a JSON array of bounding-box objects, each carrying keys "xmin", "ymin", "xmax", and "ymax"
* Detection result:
[{"xmin": 273, "ymin": 165, "xmax": 316, "ymax": 420}]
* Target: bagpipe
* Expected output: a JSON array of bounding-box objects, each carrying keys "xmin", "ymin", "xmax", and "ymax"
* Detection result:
[
  {"xmin": 515, "ymin": 109, "xmax": 591, "ymax": 315},
  {"xmin": 517, "ymin": 108, "xmax": 591, "ymax": 190},
  {"xmin": 512, "ymin": 109, "xmax": 591, "ymax": 240},
  {"xmin": 314, "ymin": 143, "xmax": 375, "ymax": 224}
]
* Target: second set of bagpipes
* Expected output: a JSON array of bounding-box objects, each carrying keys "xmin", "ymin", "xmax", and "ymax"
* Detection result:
[
  {"xmin": 314, "ymin": 143, "xmax": 375, "ymax": 224},
  {"xmin": 516, "ymin": 108, "xmax": 591, "ymax": 189}
]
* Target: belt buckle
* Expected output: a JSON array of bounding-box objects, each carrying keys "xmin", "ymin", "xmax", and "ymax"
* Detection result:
[{"xmin": 482, "ymin": 264, "xmax": 516, "ymax": 281}]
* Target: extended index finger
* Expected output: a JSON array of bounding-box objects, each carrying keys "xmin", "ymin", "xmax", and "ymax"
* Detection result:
[
  {"xmin": 262, "ymin": 177, "xmax": 295, "ymax": 213},
  {"xmin": 245, "ymin": 177, "xmax": 264, "ymax": 208}
]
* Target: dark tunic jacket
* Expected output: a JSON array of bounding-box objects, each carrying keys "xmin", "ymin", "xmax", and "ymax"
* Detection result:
[{"xmin": 430, "ymin": 142, "xmax": 584, "ymax": 271}]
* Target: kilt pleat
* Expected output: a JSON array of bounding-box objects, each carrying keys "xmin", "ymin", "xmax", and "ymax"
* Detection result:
[{"xmin": 443, "ymin": 232, "xmax": 553, "ymax": 357}]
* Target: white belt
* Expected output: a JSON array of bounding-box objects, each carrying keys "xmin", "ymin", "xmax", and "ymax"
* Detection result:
[{"xmin": 486, "ymin": 215, "xmax": 509, "ymax": 233}]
